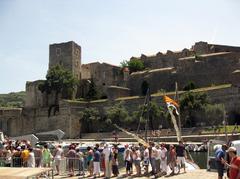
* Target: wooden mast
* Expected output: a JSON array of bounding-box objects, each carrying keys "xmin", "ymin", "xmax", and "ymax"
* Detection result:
[
  {"xmin": 144, "ymin": 88, "xmax": 150, "ymax": 142},
  {"xmin": 175, "ymin": 82, "xmax": 182, "ymax": 140}
]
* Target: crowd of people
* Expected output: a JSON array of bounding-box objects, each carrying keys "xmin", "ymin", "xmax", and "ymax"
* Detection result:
[
  {"xmin": 123, "ymin": 140, "xmax": 187, "ymax": 177},
  {"xmin": 0, "ymin": 139, "xmax": 58, "ymax": 172},
  {"xmin": 0, "ymin": 138, "xmax": 188, "ymax": 178},
  {"xmin": 2, "ymin": 137, "xmax": 240, "ymax": 179}
]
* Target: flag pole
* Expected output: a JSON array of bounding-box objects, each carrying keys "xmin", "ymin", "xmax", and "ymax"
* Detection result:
[
  {"xmin": 175, "ymin": 82, "xmax": 182, "ymax": 140},
  {"xmin": 223, "ymin": 106, "xmax": 228, "ymax": 144},
  {"xmin": 144, "ymin": 88, "xmax": 150, "ymax": 142}
]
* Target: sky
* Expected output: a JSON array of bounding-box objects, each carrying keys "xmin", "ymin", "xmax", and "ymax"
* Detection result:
[{"xmin": 0, "ymin": 0, "xmax": 240, "ymax": 93}]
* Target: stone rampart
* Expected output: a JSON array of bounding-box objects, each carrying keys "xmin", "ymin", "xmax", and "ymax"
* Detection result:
[
  {"xmin": 132, "ymin": 41, "xmax": 240, "ymax": 70},
  {"xmin": 0, "ymin": 108, "xmax": 22, "ymax": 136},
  {"xmin": 128, "ymin": 67, "xmax": 176, "ymax": 95},
  {"xmin": 131, "ymin": 48, "xmax": 195, "ymax": 70},
  {"xmin": 127, "ymin": 52, "xmax": 240, "ymax": 96},
  {"xmin": 107, "ymin": 86, "xmax": 130, "ymax": 100},
  {"xmin": 80, "ymin": 62, "xmax": 124, "ymax": 97},
  {"xmin": 25, "ymin": 80, "xmax": 57, "ymax": 108},
  {"xmin": 1, "ymin": 85, "xmax": 240, "ymax": 138},
  {"xmin": 25, "ymin": 80, "xmax": 45, "ymax": 108}
]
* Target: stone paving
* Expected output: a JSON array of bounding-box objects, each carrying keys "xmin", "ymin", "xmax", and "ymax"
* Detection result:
[{"xmin": 54, "ymin": 169, "xmax": 218, "ymax": 179}]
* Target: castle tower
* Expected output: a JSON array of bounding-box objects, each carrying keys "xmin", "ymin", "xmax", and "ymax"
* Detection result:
[{"xmin": 49, "ymin": 41, "xmax": 81, "ymax": 80}]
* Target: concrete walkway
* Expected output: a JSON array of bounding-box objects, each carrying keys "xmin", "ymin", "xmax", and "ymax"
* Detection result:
[{"xmin": 54, "ymin": 169, "xmax": 218, "ymax": 179}]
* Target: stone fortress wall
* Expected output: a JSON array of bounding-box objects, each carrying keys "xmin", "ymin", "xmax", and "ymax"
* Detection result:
[
  {"xmin": 1, "ymin": 41, "xmax": 240, "ymax": 138},
  {"xmin": 127, "ymin": 42, "xmax": 240, "ymax": 95},
  {"xmin": 25, "ymin": 80, "xmax": 45, "ymax": 108},
  {"xmin": 1, "ymin": 85, "xmax": 239, "ymax": 138},
  {"xmin": 132, "ymin": 41, "xmax": 240, "ymax": 70},
  {"xmin": 81, "ymin": 62, "xmax": 124, "ymax": 97}
]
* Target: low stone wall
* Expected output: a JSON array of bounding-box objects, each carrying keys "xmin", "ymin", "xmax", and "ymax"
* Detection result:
[
  {"xmin": 1, "ymin": 85, "xmax": 240, "ymax": 138},
  {"xmin": 107, "ymin": 86, "xmax": 131, "ymax": 100}
]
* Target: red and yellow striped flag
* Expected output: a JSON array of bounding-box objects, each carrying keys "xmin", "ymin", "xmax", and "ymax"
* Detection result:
[{"xmin": 163, "ymin": 95, "xmax": 179, "ymax": 108}]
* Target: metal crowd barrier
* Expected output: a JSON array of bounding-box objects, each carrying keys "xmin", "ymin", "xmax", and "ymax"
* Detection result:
[
  {"xmin": 0, "ymin": 156, "xmax": 88, "ymax": 175},
  {"xmin": 0, "ymin": 155, "xmax": 125, "ymax": 176}
]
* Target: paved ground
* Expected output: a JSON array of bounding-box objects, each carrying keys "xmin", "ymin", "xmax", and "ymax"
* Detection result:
[{"xmin": 54, "ymin": 169, "xmax": 218, "ymax": 179}]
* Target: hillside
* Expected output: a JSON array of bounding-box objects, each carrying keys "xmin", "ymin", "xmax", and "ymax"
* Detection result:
[{"xmin": 0, "ymin": 91, "xmax": 26, "ymax": 108}]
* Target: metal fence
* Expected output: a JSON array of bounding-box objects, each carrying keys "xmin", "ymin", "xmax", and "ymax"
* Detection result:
[
  {"xmin": 0, "ymin": 156, "xmax": 96, "ymax": 175},
  {"xmin": 0, "ymin": 151, "xmax": 126, "ymax": 176}
]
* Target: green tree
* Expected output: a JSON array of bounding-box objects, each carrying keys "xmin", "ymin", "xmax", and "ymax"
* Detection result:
[
  {"xmin": 180, "ymin": 91, "xmax": 209, "ymax": 127},
  {"xmin": 38, "ymin": 65, "xmax": 78, "ymax": 104},
  {"xmin": 204, "ymin": 104, "xmax": 225, "ymax": 126},
  {"xmin": 120, "ymin": 60, "xmax": 128, "ymax": 68},
  {"xmin": 86, "ymin": 80, "xmax": 99, "ymax": 100},
  {"xmin": 79, "ymin": 107, "xmax": 100, "ymax": 133},
  {"xmin": 0, "ymin": 91, "xmax": 26, "ymax": 108},
  {"xmin": 120, "ymin": 58, "xmax": 145, "ymax": 73},
  {"xmin": 106, "ymin": 102, "xmax": 131, "ymax": 127},
  {"xmin": 183, "ymin": 81, "xmax": 196, "ymax": 91},
  {"xmin": 132, "ymin": 101, "xmax": 164, "ymax": 130}
]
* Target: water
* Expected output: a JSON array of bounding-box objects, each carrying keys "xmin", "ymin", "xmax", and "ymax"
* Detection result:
[{"xmin": 190, "ymin": 152, "xmax": 207, "ymax": 169}]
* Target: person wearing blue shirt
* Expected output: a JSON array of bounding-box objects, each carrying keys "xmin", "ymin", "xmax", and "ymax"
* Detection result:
[
  {"xmin": 93, "ymin": 144, "xmax": 101, "ymax": 178},
  {"xmin": 215, "ymin": 144, "xmax": 228, "ymax": 179}
]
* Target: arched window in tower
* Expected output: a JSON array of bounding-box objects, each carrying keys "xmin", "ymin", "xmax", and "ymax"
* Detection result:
[
  {"xmin": 56, "ymin": 48, "xmax": 61, "ymax": 56},
  {"xmin": 75, "ymin": 49, "xmax": 79, "ymax": 57},
  {"xmin": 75, "ymin": 60, "xmax": 79, "ymax": 67}
]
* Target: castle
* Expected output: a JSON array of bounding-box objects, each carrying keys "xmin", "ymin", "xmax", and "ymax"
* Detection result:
[{"xmin": 1, "ymin": 41, "xmax": 240, "ymax": 138}]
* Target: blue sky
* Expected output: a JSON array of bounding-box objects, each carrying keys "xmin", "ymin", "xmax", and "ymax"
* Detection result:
[{"xmin": 0, "ymin": 0, "xmax": 240, "ymax": 93}]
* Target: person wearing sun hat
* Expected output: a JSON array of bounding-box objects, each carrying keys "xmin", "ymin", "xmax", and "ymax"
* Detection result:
[{"xmin": 222, "ymin": 146, "xmax": 240, "ymax": 179}]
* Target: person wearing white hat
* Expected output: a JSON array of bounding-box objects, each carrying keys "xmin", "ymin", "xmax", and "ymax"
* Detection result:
[{"xmin": 222, "ymin": 147, "xmax": 240, "ymax": 179}]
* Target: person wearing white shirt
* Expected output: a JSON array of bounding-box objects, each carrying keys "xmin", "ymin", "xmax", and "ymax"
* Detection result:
[
  {"xmin": 123, "ymin": 144, "xmax": 132, "ymax": 176},
  {"xmin": 135, "ymin": 147, "xmax": 141, "ymax": 176},
  {"xmin": 143, "ymin": 145, "xmax": 150, "ymax": 175},
  {"xmin": 160, "ymin": 143, "xmax": 168, "ymax": 173},
  {"xmin": 102, "ymin": 144, "xmax": 112, "ymax": 179},
  {"xmin": 5, "ymin": 146, "xmax": 12, "ymax": 167},
  {"xmin": 150, "ymin": 142, "xmax": 157, "ymax": 174},
  {"xmin": 27, "ymin": 148, "xmax": 35, "ymax": 168},
  {"xmin": 54, "ymin": 145, "xmax": 64, "ymax": 175},
  {"xmin": 132, "ymin": 147, "xmax": 141, "ymax": 176}
]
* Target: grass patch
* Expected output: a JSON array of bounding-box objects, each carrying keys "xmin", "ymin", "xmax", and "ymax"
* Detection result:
[
  {"xmin": 67, "ymin": 84, "xmax": 232, "ymax": 104},
  {"xmin": 66, "ymin": 99, "xmax": 108, "ymax": 104},
  {"xmin": 116, "ymin": 96, "xmax": 142, "ymax": 100},
  {"xmin": 152, "ymin": 84, "xmax": 232, "ymax": 96},
  {"xmin": 201, "ymin": 125, "xmax": 240, "ymax": 134}
]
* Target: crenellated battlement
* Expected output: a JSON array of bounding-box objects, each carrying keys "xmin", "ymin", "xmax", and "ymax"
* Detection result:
[{"xmin": 130, "ymin": 41, "xmax": 240, "ymax": 70}]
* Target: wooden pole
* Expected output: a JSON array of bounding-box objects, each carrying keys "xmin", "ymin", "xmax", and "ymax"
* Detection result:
[
  {"xmin": 175, "ymin": 82, "xmax": 182, "ymax": 140},
  {"xmin": 144, "ymin": 88, "xmax": 150, "ymax": 142},
  {"xmin": 223, "ymin": 106, "xmax": 228, "ymax": 143},
  {"xmin": 137, "ymin": 90, "xmax": 148, "ymax": 134}
]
